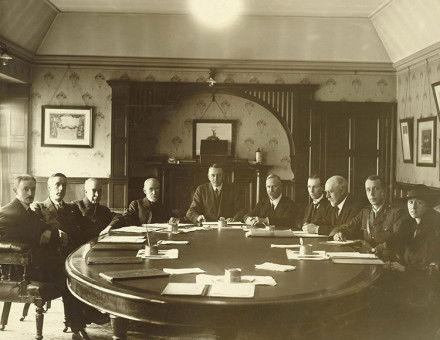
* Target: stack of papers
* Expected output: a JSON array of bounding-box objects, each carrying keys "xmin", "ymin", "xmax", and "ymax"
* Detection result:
[
  {"xmin": 321, "ymin": 240, "xmax": 360, "ymax": 245},
  {"xmin": 136, "ymin": 248, "xmax": 178, "ymax": 259},
  {"xmin": 245, "ymin": 229, "xmax": 295, "ymax": 238},
  {"xmin": 326, "ymin": 252, "xmax": 377, "ymax": 259},
  {"xmin": 161, "ymin": 283, "xmax": 206, "ymax": 296},
  {"xmin": 110, "ymin": 226, "xmax": 147, "ymax": 233},
  {"xmin": 157, "ymin": 240, "xmax": 189, "ymax": 245},
  {"xmin": 286, "ymin": 249, "xmax": 328, "ymax": 260},
  {"xmin": 209, "ymin": 283, "xmax": 255, "ymax": 298},
  {"xmin": 179, "ymin": 226, "xmax": 207, "ymax": 233},
  {"xmin": 332, "ymin": 258, "xmax": 385, "ymax": 265},
  {"xmin": 255, "ymin": 262, "xmax": 296, "ymax": 271},
  {"xmin": 271, "ymin": 244, "xmax": 300, "ymax": 249},
  {"xmin": 163, "ymin": 268, "xmax": 205, "ymax": 275},
  {"xmin": 196, "ymin": 274, "xmax": 276, "ymax": 286},
  {"xmin": 292, "ymin": 231, "xmax": 329, "ymax": 238},
  {"xmin": 98, "ymin": 235, "xmax": 145, "ymax": 243}
]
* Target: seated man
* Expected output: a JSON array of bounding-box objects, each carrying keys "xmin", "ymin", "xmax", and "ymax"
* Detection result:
[
  {"xmin": 105, "ymin": 177, "xmax": 170, "ymax": 231},
  {"xmin": 73, "ymin": 178, "xmax": 116, "ymax": 240},
  {"xmin": 303, "ymin": 175, "xmax": 361, "ymax": 235},
  {"xmin": 0, "ymin": 175, "xmax": 53, "ymax": 273},
  {"xmin": 331, "ymin": 175, "xmax": 410, "ymax": 258},
  {"xmin": 186, "ymin": 164, "xmax": 245, "ymax": 223},
  {"xmin": 302, "ymin": 174, "xmax": 331, "ymax": 229},
  {"xmin": 32, "ymin": 173, "xmax": 108, "ymax": 339},
  {"xmin": 244, "ymin": 174, "xmax": 295, "ymax": 229}
]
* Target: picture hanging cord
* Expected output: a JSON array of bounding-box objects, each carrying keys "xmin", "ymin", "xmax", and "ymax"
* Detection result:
[
  {"xmin": 47, "ymin": 64, "xmax": 83, "ymax": 105},
  {"xmin": 425, "ymin": 59, "xmax": 433, "ymax": 113}
]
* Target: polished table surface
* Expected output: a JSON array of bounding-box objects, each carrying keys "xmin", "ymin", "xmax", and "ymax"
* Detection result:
[{"xmin": 66, "ymin": 227, "xmax": 381, "ymax": 337}]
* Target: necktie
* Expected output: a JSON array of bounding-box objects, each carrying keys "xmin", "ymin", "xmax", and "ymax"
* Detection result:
[{"xmin": 270, "ymin": 203, "xmax": 275, "ymax": 217}]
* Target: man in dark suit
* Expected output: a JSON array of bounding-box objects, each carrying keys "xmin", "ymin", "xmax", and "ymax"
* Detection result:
[
  {"xmin": 105, "ymin": 177, "xmax": 170, "ymax": 231},
  {"xmin": 303, "ymin": 175, "xmax": 361, "ymax": 235},
  {"xmin": 32, "ymin": 173, "xmax": 108, "ymax": 339},
  {"xmin": 331, "ymin": 175, "xmax": 410, "ymax": 258},
  {"xmin": 244, "ymin": 174, "xmax": 295, "ymax": 229},
  {"xmin": 186, "ymin": 164, "xmax": 245, "ymax": 223},
  {"xmin": 73, "ymin": 178, "xmax": 115, "ymax": 240},
  {"xmin": 302, "ymin": 174, "xmax": 331, "ymax": 230},
  {"xmin": 0, "ymin": 175, "xmax": 54, "ymax": 271}
]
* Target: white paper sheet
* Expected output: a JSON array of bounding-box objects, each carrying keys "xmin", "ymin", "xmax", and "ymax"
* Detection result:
[
  {"xmin": 292, "ymin": 231, "xmax": 329, "ymax": 238},
  {"xmin": 136, "ymin": 249, "xmax": 178, "ymax": 259},
  {"xmin": 255, "ymin": 262, "xmax": 296, "ymax": 272},
  {"xmin": 326, "ymin": 252, "xmax": 377, "ymax": 259},
  {"xmin": 161, "ymin": 283, "xmax": 206, "ymax": 296},
  {"xmin": 208, "ymin": 283, "xmax": 255, "ymax": 298},
  {"xmin": 163, "ymin": 268, "xmax": 205, "ymax": 275},
  {"xmin": 157, "ymin": 240, "xmax": 189, "ymax": 245},
  {"xmin": 286, "ymin": 250, "xmax": 328, "ymax": 260},
  {"xmin": 112, "ymin": 226, "xmax": 146, "ymax": 233},
  {"xmin": 270, "ymin": 244, "xmax": 301, "ymax": 249},
  {"xmin": 331, "ymin": 258, "xmax": 385, "ymax": 265},
  {"xmin": 195, "ymin": 274, "xmax": 276, "ymax": 286},
  {"xmin": 321, "ymin": 240, "xmax": 360, "ymax": 245},
  {"xmin": 98, "ymin": 235, "xmax": 145, "ymax": 243}
]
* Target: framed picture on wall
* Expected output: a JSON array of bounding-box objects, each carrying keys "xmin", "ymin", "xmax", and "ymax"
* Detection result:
[
  {"xmin": 192, "ymin": 119, "xmax": 236, "ymax": 158},
  {"xmin": 400, "ymin": 118, "xmax": 414, "ymax": 163},
  {"xmin": 41, "ymin": 105, "xmax": 93, "ymax": 147},
  {"xmin": 432, "ymin": 81, "xmax": 440, "ymax": 119},
  {"xmin": 416, "ymin": 116, "xmax": 436, "ymax": 167}
]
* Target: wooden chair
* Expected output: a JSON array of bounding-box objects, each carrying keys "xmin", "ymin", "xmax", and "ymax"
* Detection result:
[{"xmin": 0, "ymin": 241, "xmax": 61, "ymax": 340}]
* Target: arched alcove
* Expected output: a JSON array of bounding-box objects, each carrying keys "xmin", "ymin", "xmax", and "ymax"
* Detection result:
[{"xmin": 108, "ymin": 81, "xmax": 317, "ymax": 206}]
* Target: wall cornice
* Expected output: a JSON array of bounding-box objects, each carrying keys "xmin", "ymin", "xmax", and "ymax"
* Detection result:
[
  {"xmin": 394, "ymin": 41, "xmax": 440, "ymax": 71},
  {"xmin": 32, "ymin": 55, "xmax": 396, "ymax": 74}
]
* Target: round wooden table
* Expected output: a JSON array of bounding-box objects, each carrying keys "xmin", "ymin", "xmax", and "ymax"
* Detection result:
[{"xmin": 66, "ymin": 227, "xmax": 381, "ymax": 339}]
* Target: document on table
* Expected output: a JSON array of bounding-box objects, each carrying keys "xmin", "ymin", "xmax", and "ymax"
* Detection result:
[
  {"xmin": 255, "ymin": 262, "xmax": 296, "ymax": 272},
  {"xmin": 331, "ymin": 258, "xmax": 385, "ymax": 265},
  {"xmin": 326, "ymin": 252, "xmax": 377, "ymax": 259},
  {"xmin": 136, "ymin": 249, "xmax": 178, "ymax": 259},
  {"xmin": 208, "ymin": 283, "xmax": 255, "ymax": 298},
  {"xmin": 286, "ymin": 249, "xmax": 328, "ymax": 260},
  {"xmin": 291, "ymin": 231, "xmax": 329, "ymax": 238},
  {"xmin": 195, "ymin": 274, "xmax": 276, "ymax": 286},
  {"xmin": 163, "ymin": 268, "xmax": 205, "ymax": 275},
  {"xmin": 161, "ymin": 283, "xmax": 206, "ymax": 296},
  {"xmin": 178, "ymin": 226, "xmax": 207, "ymax": 233},
  {"xmin": 245, "ymin": 229, "xmax": 295, "ymax": 238},
  {"xmin": 271, "ymin": 244, "xmax": 301, "ymax": 249},
  {"xmin": 110, "ymin": 226, "xmax": 146, "ymax": 233},
  {"xmin": 98, "ymin": 235, "xmax": 145, "ymax": 243},
  {"xmin": 320, "ymin": 240, "xmax": 361, "ymax": 245},
  {"xmin": 157, "ymin": 240, "xmax": 189, "ymax": 245}
]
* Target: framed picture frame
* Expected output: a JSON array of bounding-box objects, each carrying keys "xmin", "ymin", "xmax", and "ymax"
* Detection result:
[
  {"xmin": 399, "ymin": 118, "xmax": 414, "ymax": 163},
  {"xmin": 41, "ymin": 105, "xmax": 93, "ymax": 147},
  {"xmin": 432, "ymin": 81, "xmax": 440, "ymax": 119},
  {"xmin": 416, "ymin": 116, "xmax": 436, "ymax": 167},
  {"xmin": 192, "ymin": 119, "xmax": 236, "ymax": 158}
]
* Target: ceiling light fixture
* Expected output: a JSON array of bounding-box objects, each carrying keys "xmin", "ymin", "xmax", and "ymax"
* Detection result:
[
  {"xmin": 0, "ymin": 43, "xmax": 13, "ymax": 66},
  {"xmin": 188, "ymin": 0, "xmax": 243, "ymax": 28}
]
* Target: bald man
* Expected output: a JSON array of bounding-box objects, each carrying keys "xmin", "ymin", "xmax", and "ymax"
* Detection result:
[
  {"xmin": 106, "ymin": 177, "xmax": 170, "ymax": 231},
  {"xmin": 302, "ymin": 175, "xmax": 361, "ymax": 235},
  {"xmin": 72, "ymin": 178, "xmax": 116, "ymax": 240}
]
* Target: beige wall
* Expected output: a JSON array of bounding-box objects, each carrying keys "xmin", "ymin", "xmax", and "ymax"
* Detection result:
[
  {"xmin": 396, "ymin": 52, "xmax": 440, "ymax": 186},
  {"xmin": 30, "ymin": 65, "xmax": 396, "ymax": 179}
]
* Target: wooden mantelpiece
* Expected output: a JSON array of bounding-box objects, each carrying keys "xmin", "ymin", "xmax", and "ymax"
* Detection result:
[{"xmin": 108, "ymin": 80, "xmax": 318, "ymax": 209}]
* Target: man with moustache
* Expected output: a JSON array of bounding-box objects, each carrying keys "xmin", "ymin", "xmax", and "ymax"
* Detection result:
[
  {"xmin": 302, "ymin": 174, "xmax": 331, "ymax": 231},
  {"xmin": 103, "ymin": 177, "xmax": 170, "ymax": 232},
  {"xmin": 331, "ymin": 175, "xmax": 409, "ymax": 258},
  {"xmin": 186, "ymin": 164, "xmax": 245, "ymax": 223},
  {"xmin": 244, "ymin": 174, "xmax": 295, "ymax": 229},
  {"xmin": 73, "ymin": 178, "xmax": 115, "ymax": 239}
]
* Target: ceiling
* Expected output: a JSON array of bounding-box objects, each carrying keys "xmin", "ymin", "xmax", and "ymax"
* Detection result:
[{"xmin": 48, "ymin": 0, "xmax": 391, "ymax": 18}]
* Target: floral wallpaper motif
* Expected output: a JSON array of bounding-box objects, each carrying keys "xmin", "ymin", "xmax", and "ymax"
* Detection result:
[
  {"xmin": 30, "ymin": 65, "xmax": 396, "ymax": 179},
  {"xmin": 396, "ymin": 57, "xmax": 440, "ymax": 187}
]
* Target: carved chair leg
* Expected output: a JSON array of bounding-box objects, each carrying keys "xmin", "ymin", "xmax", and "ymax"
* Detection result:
[
  {"xmin": 21, "ymin": 303, "xmax": 31, "ymax": 321},
  {"xmin": 1, "ymin": 302, "xmax": 12, "ymax": 330},
  {"xmin": 62, "ymin": 297, "xmax": 70, "ymax": 332},
  {"xmin": 34, "ymin": 299, "xmax": 45, "ymax": 340}
]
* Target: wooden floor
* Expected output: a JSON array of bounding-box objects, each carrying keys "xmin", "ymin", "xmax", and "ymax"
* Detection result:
[{"xmin": 1, "ymin": 298, "xmax": 439, "ymax": 339}]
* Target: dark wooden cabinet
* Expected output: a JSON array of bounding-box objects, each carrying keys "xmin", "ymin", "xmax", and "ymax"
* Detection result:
[{"xmin": 129, "ymin": 163, "xmax": 270, "ymax": 217}]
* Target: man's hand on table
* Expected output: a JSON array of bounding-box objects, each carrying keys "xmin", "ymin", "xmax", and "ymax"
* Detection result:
[{"xmin": 302, "ymin": 223, "xmax": 319, "ymax": 234}]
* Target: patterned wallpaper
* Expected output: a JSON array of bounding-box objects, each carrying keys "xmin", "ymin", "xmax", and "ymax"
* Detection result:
[
  {"xmin": 29, "ymin": 66, "xmax": 396, "ymax": 179},
  {"xmin": 396, "ymin": 55, "xmax": 440, "ymax": 187}
]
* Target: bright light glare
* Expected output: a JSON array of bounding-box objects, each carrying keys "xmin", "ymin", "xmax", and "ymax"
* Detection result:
[{"xmin": 188, "ymin": 0, "xmax": 243, "ymax": 28}]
